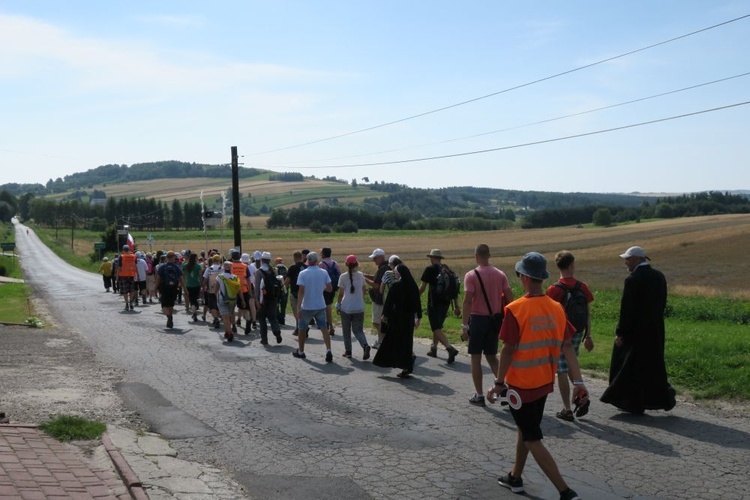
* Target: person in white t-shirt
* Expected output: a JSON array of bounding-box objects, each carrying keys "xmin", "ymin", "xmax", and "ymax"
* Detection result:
[{"xmin": 336, "ymin": 255, "xmax": 371, "ymax": 361}]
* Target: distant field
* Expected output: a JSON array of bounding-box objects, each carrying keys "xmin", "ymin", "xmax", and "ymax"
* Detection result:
[
  {"xmin": 35, "ymin": 213, "xmax": 750, "ymax": 295},
  {"xmin": 47, "ymin": 176, "xmax": 383, "ymax": 210}
]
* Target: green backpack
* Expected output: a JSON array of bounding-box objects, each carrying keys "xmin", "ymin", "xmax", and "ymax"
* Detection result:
[{"xmin": 217, "ymin": 274, "xmax": 241, "ymax": 304}]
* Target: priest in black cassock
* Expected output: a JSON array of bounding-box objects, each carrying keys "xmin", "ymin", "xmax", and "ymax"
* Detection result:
[{"xmin": 601, "ymin": 246, "xmax": 676, "ymax": 414}]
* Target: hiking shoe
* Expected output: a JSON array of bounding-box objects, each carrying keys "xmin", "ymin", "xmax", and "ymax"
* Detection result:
[
  {"xmin": 251, "ymin": 321, "xmax": 258, "ymax": 330},
  {"xmin": 469, "ymin": 394, "xmax": 486, "ymax": 407},
  {"xmin": 274, "ymin": 332, "xmax": 282, "ymax": 344},
  {"xmin": 426, "ymin": 346, "xmax": 438, "ymax": 358},
  {"xmin": 201, "ymin": 314, "xmax": 206, "ymax": 321},
  {"xmin": 556, "ymin": 409, "xmax": 575, "ymax": 422},
  {"xmin": 292, "ymin": 328, "xmax": 299, "ymax": 337},
  {"xmin": 559, "ymin": 488, "xmax": 581, "ymax": 500},
  {"xmin": 342, "ymin": 351, "xmax": 352, "ymax": 358},
  {"xmin": 245, "ymin": 324, "xmax": 251, "ymax": 334},
  {"xmin": 329, "ymin": 327, "xmax": 335, "ymax": 336},
  {"xmin": 363, "ymin": 345, "xmax": 371, "ymax": 360},
  {"xmin": 166, "ymin": 316, "xmax": 173, "ymax": 329},
  {"xmin": 325, "ymin": 351, "xmax": 333, "ymax": 363},
  {"xmin": 498, "ymin": 472, "xmax": 524, "ymax": 494},
  {"xmin": 372, "ymin": 340, "xmax": 381, "ymax": 350},
  {"xmin": 260, "ymin": 339, "xmax": 269, "ymax": 346},
  {"xmin": 292, "ymin": 350, "xmax": 306, "ymax": 359},
  {"xmin": 447, "ymin": 347, "xmax": 459, "ymax": 364},
  {"xmin": 192, "ymin": 313, "xmax": 198, "ymax": 322},
  {"xmin": 213, "ymin": 318, "xmax": 220, "ymax": 329}
]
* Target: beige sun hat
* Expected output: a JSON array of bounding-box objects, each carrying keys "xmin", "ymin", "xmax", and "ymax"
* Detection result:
[{"xmin": 426, "ymin": 249, "xmax": 444, "ymax": 259}]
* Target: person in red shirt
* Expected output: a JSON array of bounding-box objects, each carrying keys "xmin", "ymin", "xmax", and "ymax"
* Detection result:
[
  {"xmin": 546, "ymin": 250, "xmax": 595, "ymax": 421},
  {"xmin": 487, "ymin": 252, "xmax": 588, "ymax": 500}
]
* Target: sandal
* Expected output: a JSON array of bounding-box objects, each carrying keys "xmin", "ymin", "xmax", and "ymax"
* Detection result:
[{"xmin": 556, "ymin": 409, "xmax": 575, "ymax": 422}]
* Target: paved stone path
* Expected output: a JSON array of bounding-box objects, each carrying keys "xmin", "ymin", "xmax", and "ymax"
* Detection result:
[
  {"xmin": 0, "ymin": 425, "xmax": 129, "ymax": 500},
  {"xmin": 13, "ymin": 224, "xmax": 750, "ymax": 499}
]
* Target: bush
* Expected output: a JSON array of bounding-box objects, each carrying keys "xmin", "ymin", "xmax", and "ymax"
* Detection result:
[
  {"xmin": 338, "ymin": 220, "xmax": 358, "ymax": 233},
  {"xmin": 592, "ymin": 208, "xmax": 612, "ymax": 227},
  {"xmin": 320, "ymin": 224, "xmax": 332, "ymax": 234},
  {"xmin": 0, "ymin": 265, "xmax": 6, "ymax": 277}
]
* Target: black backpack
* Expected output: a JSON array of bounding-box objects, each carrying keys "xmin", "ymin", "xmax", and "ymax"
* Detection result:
[
  {"xmin": 434, "ymin": 264, "xmax": 460, "ymax": 302},
  {"xmin": 163, "ymin": 263, "xmax": 180, "ymax": 289},
  {"xmin": 261, "ymin": 269, "xmax": 282, "ymax": 300},
  {"xmin": 553, "ymin": 281, "xmax": 588, "ymax": 333}
]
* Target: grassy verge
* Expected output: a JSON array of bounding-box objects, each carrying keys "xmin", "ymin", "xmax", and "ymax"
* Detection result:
[
  {"xmin": 0, "ymin": 223, "xmax": 34, "ymax": 324},
  {"xmin": 33, "ymin": 227, "xmax": 101, "ymax": 273},
  {"xmin": 39, "ymin": 415, "xmax": 107, "ymax": 442}
]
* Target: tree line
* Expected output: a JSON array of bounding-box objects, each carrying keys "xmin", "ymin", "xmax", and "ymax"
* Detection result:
[
  {"xmin": 0, "ymin": 161, "xmax": 264, "ymax": 196},
  {"xmin": 522, "ymin": 191, "xmax": 750, "ymax": 228}
]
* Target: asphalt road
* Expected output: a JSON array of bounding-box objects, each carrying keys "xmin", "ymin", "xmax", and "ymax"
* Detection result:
[{"xmin": 14, "ymin": 223, "xmax": 750, "ymax": 500}]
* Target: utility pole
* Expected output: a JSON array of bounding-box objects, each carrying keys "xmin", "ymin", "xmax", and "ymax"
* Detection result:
[{"xmin": 231, "ymin": 146, "xmax": 242, "ymax": 253}]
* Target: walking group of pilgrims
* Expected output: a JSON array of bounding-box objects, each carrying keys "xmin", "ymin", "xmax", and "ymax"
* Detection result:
[{"xmin": 96, "ymin": 241, "xmax": 676, "ymax": 500}]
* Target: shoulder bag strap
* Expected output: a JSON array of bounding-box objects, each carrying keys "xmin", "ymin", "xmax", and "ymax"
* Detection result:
[{"xmin": 474, "ymin": 269, "xmax": 494, "ymax": 316}]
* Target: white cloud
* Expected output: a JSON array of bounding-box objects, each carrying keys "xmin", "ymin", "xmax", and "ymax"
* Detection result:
[{"xmin": 0, "ymin": 13, "xmax": 335, "ymax": 96}]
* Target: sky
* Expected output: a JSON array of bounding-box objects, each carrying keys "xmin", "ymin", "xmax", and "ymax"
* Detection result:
[{"xmin": 1, "ymin": 1, "xmax": 749, "ymax": 194}]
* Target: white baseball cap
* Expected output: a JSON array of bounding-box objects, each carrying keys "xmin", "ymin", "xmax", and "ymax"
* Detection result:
[
  {"xmin": 369, "ymin": 248, "xmax": 385, "ymax": 259},
  {"xmin": 619, "ymin": 246, "xmax": 650, "ymax": 260}
]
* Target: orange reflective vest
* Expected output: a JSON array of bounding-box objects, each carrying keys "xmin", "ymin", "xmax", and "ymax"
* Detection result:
[
  {"xmin": 505, "ymin": 295, "xmax": 566, "ymax": 389},
  {"xmin": 231, "ymin": 262, "xmax": 249, "ymax": 293},
  {"xmin": 119, "ymin": 253, "xmax": 137, "ymax": 278}
]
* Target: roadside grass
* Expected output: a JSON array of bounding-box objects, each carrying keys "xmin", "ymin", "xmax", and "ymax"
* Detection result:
[
  {"xmin": 39, "ymin": 415, "xmax": 107, "ymax": 442},
  {"xmin": 0, "ymin": 223, "xmax": 32, "ymax": 324},
  {"xmin": 0, "ymin": 281, "xmax": 32, "ymax": 324}
]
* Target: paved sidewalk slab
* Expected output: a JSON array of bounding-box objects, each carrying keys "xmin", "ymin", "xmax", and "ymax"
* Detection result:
[{"xmin": 0, "ymin": 424, "xmax": 129, "ymax": 500}]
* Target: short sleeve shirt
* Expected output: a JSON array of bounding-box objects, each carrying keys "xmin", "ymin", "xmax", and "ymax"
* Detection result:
[
  {"xmin": 545, "ymin": 277, "xmax": 595, "ymax": 305},
  {"xmin": 463, "ymin": 265, "xmax": 511, "ymax": 316},
  {"xmin": 420, "ymin": 264, "xmax": 445, "ymax": 306},
  {"xmin": 296, "ymin": 265, "xmax": 331, "ymax": 310},
  {"xmin": 286, "ymin": 262, "xmax": 305, "ymax": 295},
  {"xmin": 338, "ymin": 271, "xmax": 366, "ymax": 314}
]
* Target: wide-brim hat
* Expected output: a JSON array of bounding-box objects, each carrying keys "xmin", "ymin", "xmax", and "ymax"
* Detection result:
[
  {"xmin": 515, "ymin": 252, "xmax": 549, "ymax": 281},
  {"xmin": 426, "ymin": 249, "xmax": 444, "ymax": 259}
]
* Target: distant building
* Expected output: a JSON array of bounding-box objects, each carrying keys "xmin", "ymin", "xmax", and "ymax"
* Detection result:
[{"xmin": 90, "ymin": 197, "xmax": 107, "ymax": 207}]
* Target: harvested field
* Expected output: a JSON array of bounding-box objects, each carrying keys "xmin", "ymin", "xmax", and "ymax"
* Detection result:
[{"xmin": 120, "ymin": 213, "xmax": 750, "ymax": 295}]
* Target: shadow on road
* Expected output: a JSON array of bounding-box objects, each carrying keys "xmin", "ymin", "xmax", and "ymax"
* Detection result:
[{"xmin": 609, "ymin": 412, "xmax": 750, "ymax": 449}]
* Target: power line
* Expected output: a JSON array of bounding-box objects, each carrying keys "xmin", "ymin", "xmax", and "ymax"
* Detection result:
[
  {"xmin": 247, "ymin": 14, "xmax": 750, "ymax": 156},
  {"xmin": 272, "ymin": 100, "xmax": 750, "ymax": 169},
  {"xmin": 257, "ymin": 71, "xmax": 750, "ymax": 166}
]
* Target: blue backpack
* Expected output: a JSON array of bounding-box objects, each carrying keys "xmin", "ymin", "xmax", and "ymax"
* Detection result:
[{"xmin": 322, "ymin": 260, "xmax": 341, "ymax": 292}]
